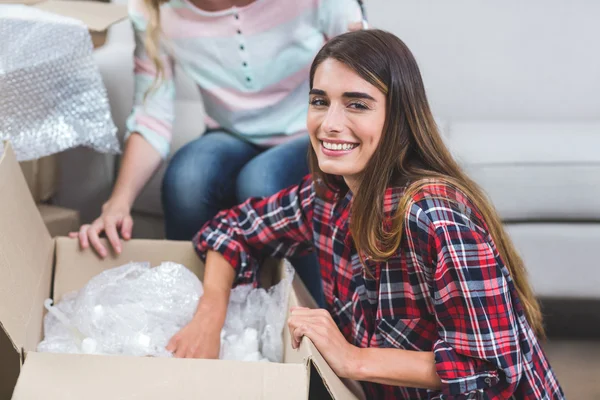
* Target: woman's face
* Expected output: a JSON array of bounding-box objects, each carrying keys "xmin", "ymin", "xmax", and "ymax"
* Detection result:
[{"xmin": 307, "ymin": 58, "xmax": 387, "ymax": 190}]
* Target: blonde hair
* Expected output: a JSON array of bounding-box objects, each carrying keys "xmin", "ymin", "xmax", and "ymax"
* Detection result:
[{"xmin": 142, "ymin": 0, "xmax": 169, "ymax": 99}]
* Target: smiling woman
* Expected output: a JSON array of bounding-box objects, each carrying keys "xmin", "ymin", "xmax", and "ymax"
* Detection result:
[
  {"xmin": 189, "ymin": 29, "xmax": 564, "ymax": 399},
  {"xmin": 307, "ymin": 66, "xmax": 385, "ymax": 188}
]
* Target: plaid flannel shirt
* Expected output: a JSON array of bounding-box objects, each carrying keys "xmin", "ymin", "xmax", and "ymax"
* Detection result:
[{"xmin": 194, "ymin": 176, "xmax": 564, "ymax": 399}]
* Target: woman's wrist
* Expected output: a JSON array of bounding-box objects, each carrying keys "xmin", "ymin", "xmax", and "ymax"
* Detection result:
[
  {"xmin": 344, "ymin": 346, "xmax": 367, "ymax": 381},
  {"xmin": 104, "ymin": 192, "xmax": 134, "ymax": 211},
  {"xmin": 193, "ymin": 289, "xmax": 229, "ymax": 325}
]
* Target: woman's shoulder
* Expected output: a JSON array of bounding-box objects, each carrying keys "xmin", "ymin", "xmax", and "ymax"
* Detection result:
[{"xmin": 399, "ymin": 179, "xmax": 487, "ymax": 233}]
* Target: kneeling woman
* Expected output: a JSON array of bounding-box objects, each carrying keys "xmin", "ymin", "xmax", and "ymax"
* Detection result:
[{"xmin": 168, "ymin": 30, "xmax": 564, "ymax": 399}]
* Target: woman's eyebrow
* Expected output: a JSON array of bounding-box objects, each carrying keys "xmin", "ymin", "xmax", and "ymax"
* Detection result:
[
  {"xmin": 309, "ymin": 89, "xmax": 376, "ymax": 102},
  {"xmin": 342, "ymin": 91, "xmax": 376, "ymax": 101}
]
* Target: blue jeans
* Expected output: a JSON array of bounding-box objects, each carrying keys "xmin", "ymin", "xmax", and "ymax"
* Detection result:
[{"xmin": 162, "ymin": 131, "xmax": 324, "ymax": 307}]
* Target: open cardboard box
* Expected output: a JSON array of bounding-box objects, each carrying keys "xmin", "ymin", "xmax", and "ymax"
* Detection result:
[
  {"xmin": 0, "ymin": 142, "xmax": 364, "ymax": 399},
  {"xmin": 1, "ymin": 0, "xmax": 128, "ymax": 48}
]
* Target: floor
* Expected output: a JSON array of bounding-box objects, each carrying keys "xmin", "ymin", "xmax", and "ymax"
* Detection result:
[{"xmin": 544, "ymin": 340, "xmax": 600, "ymax": 399}]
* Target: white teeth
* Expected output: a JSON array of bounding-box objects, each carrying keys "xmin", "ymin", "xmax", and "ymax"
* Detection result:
[{"xmin": 322, "ymin": 141, "xmax": 357, "ymax": 151}]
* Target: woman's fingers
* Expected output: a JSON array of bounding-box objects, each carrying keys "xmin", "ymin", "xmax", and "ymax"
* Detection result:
[
  {"xmin": 104, "ymin": 217, "xmax": 122, "ymax": 254},
  {"xmin": 87, "ymin": 222, "xmax": 107, "ymax": 258},
  {"xmin": 78, "ymin": 224, "xmax": 90, "ymax": 249},
  {"xmin": 121, "ymin": 215, "xmax": 133, "ymax": 240}
]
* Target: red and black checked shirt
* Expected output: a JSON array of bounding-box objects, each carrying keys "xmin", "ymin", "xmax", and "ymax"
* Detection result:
[{"xmin": 194, "ymin": 176, "xmax": 564, "ymax": 399}]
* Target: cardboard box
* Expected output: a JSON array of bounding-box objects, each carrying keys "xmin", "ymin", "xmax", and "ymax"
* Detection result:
[
  {"xmin": 19, "ymin": 155, "xmax": 58, "ymax": 203},
  {"xmin": 2, "ymin": 0, "xmax": 128, "ymax": 49},
  {"xmin": 38, "ymin": 204, "xmax": 80, "ymax": 237},
  {"xmin": 0, "ymin": 142, "xmax": 365, "ymax": 400}
]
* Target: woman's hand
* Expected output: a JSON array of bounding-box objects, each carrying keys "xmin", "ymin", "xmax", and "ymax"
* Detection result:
[
  {"xmin": 166, "ymin": 297, "xmax": 226, "ymax": 359},
  {"xmin": 69, "ymin": 199, "xmax": 133, "ymax": 258},
  {"xmin": 288, "ymin": 307, "xmax": 360, "ymax": 378}
]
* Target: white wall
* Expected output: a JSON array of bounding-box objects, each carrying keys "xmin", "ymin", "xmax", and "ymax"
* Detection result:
[{"xmin": 364, "ymin": 0, "xmax": 600, "ymax": 120}]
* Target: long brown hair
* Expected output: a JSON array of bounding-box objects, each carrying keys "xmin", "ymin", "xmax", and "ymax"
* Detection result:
[{"xmin": 308, "ymin": 30, "xmax": 545, "ymax": 338}]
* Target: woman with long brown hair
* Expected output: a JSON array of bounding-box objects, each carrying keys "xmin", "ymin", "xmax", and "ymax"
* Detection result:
[{"xmin": 170, "ymin": 29, "xmax": 564, "ymax": 399}]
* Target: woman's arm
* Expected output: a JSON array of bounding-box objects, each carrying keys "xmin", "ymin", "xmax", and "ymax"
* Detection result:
[
  {"xmin": 194, "ymin": 176, "xmax": 315, "ymax": 286},
  {"xmin": 407, "ymin": 196, "xmax": 525, "ymax": 398},
  {"xmin": 166, "ymin": 250, "xmax": 235, "ymax": 358},
  {"xmin": 110, "ymin": 133, "xmax": 163, "ymax": 209},
  {"xmin": 287, "ymin": 308, "xmax": 442, "ymax": 390},
  {"xmin": 170, "ymin": 179, "xmax": 316, "ymax": 359},
  {"xmin": 351, "ymin": 348, "xmax": 441, "ymax": 390}
]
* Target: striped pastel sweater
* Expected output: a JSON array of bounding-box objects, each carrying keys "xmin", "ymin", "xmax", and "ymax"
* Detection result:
[{"xmin": 126, "ymin": 0, "xmax": 363, "ymax": 158}]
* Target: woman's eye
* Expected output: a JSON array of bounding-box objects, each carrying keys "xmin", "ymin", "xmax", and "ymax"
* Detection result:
[
  {"xmin": 348, "ymin": 102, "xmax": 369, "ymax": 110},
  {"xmin": 310, "ymin": 98, "xmax": 328, "ymax": 106}
]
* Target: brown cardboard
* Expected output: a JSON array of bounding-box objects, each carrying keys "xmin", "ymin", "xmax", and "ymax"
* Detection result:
[
  {"xmin": 19, "ymin": 155, "xmax": 58, "ymax": 203},
  {"xmin": 14, "ymin": 352, "xmax": 309, "ymax": 400},
  {"xmin": 0, "ymin": 144, "xmax": 54, "ymax": 353},
  {"xmin": 0, "ymin": 142, "xmax": 364, "ymax": 400},
  {"xmin": 38, "ymin": 205, "xmax": 80, "ymax": 238},
  {"xmin": 33, "ymin": 0, "xmax": 127, "ymax": 32},
  {"xmin": 2, "ymin": 0, "xmax": 128, "ymax": 48},
  {"xmin": 2, "ymin": 0, "xmax": 128, "ymax": 32}
]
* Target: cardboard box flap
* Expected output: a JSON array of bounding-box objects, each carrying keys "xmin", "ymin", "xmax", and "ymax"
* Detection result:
[
  {"xmin": 0, "ymin": 143, "xmax": 54, "ymax": 353},
  {"xmin": 33, "ymin": 0, "xmax": 127, "ymax": 32},
  {"xmin": 303, "ymin": 338, "xmax": 366, "ymax": 400},
  {"xmin": 286, "ymin": 270, "xmax": 365, "ymax": 399},
  {"xmin": 0, "ymin": 0, "xmax": 40, "ymax": 4},
  {"xmin": 13, "ymin": 352, "xmax": 309, "ymax": 399},
  {"xmin": 53, "ymin": 237, "xmax": 205, "ymax": 302},
  {"xmin": 1, "ymin": 0, "xmax": 128, "ymax": 32}
]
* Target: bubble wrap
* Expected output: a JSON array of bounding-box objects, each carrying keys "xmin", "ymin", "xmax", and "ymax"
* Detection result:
[
  {"xmin": 38, "ymin": 260, "xmax": 295, "ymax": 363},
  {"xmin": 0, "ymin": 5, "xmax": 120, "ymax": 161},
  {"xmin": 38, "ymin": 262, "xmax": 203, "ymax": 357},
  {"xmin": 221, "ymin": 261, "xmax": 295, "ymax": 362}
]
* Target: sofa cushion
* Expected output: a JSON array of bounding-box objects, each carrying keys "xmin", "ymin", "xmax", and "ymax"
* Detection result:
[
  {"xmin": 448, "ymin": 121, "xmax": 600, "ymax": 220},
  {"xmin": 506, "ymin": 223, "xmax": 600, "ymax": 298}
]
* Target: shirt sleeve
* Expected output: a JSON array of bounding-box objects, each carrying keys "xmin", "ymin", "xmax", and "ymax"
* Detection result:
[
  {"xmin": 125, "ymin": 4, "xmax": 176, "ymax": 159},
  {"xmin": 317, "ymin": 0, "xmax": 364, "ymax": 39},
  {"xmin": 412, "ymin": 201, "xmax": 525, "ymax": 399},
  {"xmin": 193, "ymin": 176, "xmax": 315, "ymax": 285}
]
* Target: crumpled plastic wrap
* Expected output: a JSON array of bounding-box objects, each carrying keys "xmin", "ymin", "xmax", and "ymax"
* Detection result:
[
  {"xmin": 38, "ymin": 260, "xmax": 295, "ymax": 363},
  {"xmin": 221, "ymin": 261, "xmax": 295, "ymax": 362},
  {"xmin": 0, "ymin": 5, "xmax": 120, "ymax": 161},
  {"xmin": 38, "ymin": 262, "xmax": 203, "ymax": 357}
]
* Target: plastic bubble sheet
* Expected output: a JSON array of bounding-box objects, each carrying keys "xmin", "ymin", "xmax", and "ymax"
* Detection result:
[
  {"xmin": 39, "ymin": 260, "xmax": 295, "ymax": 363},
  {"xmin": 0, "ymin": 5, "xmax": 120, "ymax": 161}
]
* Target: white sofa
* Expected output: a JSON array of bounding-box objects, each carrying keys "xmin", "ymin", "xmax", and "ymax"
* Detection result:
[{"xmin": 56, "ymin": 0, "xmax": 600, "ymax": 301}]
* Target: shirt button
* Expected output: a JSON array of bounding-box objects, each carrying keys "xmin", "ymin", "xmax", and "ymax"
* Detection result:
[
  {"xmin": 239, "ymin": 44, "xmax": 245, "ymax": 50},
  {"xmin": 234, "ymin": 14, "xmax": 239, "ymax": 19},
  {"xmin": 246, "ymin": 77, "xmax": 251, "ymax": 82},
  {"xmin": 237, "ymin": 29, "xmax": 242, "ymax": 34},
  {"xmin": 242, "ymin": 62, "xmax": 248, "ymax": 67}
]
